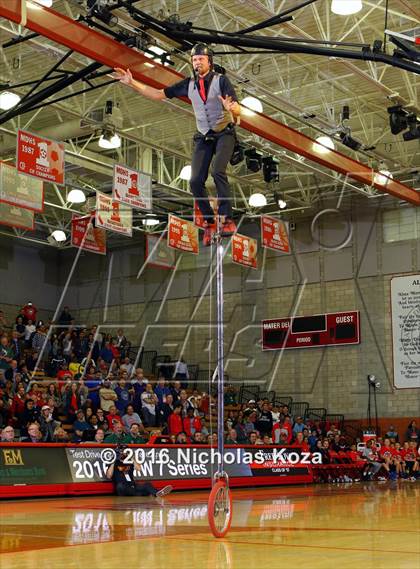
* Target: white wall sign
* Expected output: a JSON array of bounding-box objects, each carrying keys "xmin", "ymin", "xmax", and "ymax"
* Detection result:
[{"xmin": 391, "ymin": 275, "xmax": 420, "ymax": 389}]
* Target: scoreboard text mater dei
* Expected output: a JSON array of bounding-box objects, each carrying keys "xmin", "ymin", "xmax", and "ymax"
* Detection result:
[{"xmin": 262, "ymin": 311, "xmax": 360, "ymax": 350}]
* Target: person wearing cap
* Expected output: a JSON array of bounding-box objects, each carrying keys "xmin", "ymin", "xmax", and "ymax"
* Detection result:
[
  {"xmin": 20, "ymin": 301, "xmax": 37, "ymax": 325},
  {"xmin": 113, "ymin": 43, "xmax": 241, "ymax": 246},
  {"xmin": 39, "ymin": 405, "xmax": 60, "ymax": 442}
]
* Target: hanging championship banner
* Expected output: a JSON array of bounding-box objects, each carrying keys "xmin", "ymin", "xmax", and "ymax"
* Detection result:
[
  {"xmin": 16, "ymin": 130, "xmax": 65, "ymax": 185},
  {"xmin": 0, "ymin": 202, "xmax": 34, "ymax": 230},
  {"xmin": 112, "ymin": 163, "xmax": 152, "ymax": 211},
  {"xmin": 232, "ymin": 233, "xmax": 258, "ymax": 269},
  {"xmin": 261, "ymin": 215, "xmax": 290, "ymax": 253},
  {"xmin": 167, "ymin": 214, "xmax": 199, "ymax": 254},
  {"xmin": 0, "ymin": 162, "xmax": 44, "ymax": 212},
  {"xmin": 146, "ymin": 233, "xmax": 176, "ymax": 269},
  {"xmin": 95, "ymin": 191, "xmax": 132, "ymax": 237},
  {"xmin": 71, "ymin": 214, "xmax": 107, "ymax": 255}
]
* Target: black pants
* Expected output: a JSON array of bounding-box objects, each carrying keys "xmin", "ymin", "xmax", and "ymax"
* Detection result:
[
  {"xmin": 116, "ymin": 482, "xmax": 157, "ymax": 497},
  {"xmin": 190, "ymin": 128, "xmax": 235, "ymax": 221}
]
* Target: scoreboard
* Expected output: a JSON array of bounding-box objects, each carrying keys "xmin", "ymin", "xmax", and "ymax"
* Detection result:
[{"xmin": 262, "ymin": 311, "xmax": 360, "ymax": 350}]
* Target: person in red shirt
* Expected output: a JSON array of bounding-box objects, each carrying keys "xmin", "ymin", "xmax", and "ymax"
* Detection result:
[
  {"xmin": 9, "ymin": 385, "xmax": 27, "ymax": 426},
  {"xmin": 168, "ymin": 404, "xmax": 183, "ymax": 436},
  {"xmin": 380, "ymin": 437, "xmax": 400, "ymax": 479},
  {"xmin": 20, "ymin": 302, "xmax": 37, "ymax": 325},
  {"xmin": 183, "ymin": 407, "xmax": 202, "ymax": 439},
  {"xmin": 401, "ymin": 441, "xmax": 419, "ymax": 480},
  {"xmin": 27, "ymin": 382, "xmax": 47, "ymax": 409},
  {"xmin": 291, "ymin": 431, "xmax": 310, "ymax": 452},
  {"xmin": 106, "ymin": 404, "xmax": 124, "ymax": 429}
]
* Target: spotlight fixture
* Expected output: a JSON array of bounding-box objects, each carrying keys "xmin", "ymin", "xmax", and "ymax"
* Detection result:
[
  {"xmin": 0, "ymin": 91, "xmax": 21, "ymax": 110},
  {"xmin": 331, "ymin": 0, "xmax": 362, "ymax": 15},
  {"xmin": 179, "ymin": 164, "xmax": 192, "ymax": 181},
  {"xmin": 274, "ymin": 192, "xmax": 287, "ymax": 209},
  {"xmin": 249, "ymin": 193, "xmax": 267, "ymax": 207},
  {"xmin": 341, "ymin": 105, "xmax": 350, "ymax": 121},
  {"xmin": 403, "ymin": 115, "xmax": 420, "ymax": 142},
  {"xmin": 367, "ymin": 374, "xmax": 380, "ymax": 389},
  {"xmin": 339, "ymin": 131, "xmax": 362, "ymax": 151},
  {"xmin": 98, "ymin": 131, "xmax": 121, "ymax": 149},
  {"xmin": 240, "ymin": 96, "xmax": 263, "ymax": 116},
  {"xmin": 87, "ymin": 0, "xmax": 118, "ymax": 26},
  {"xmin": 387, "ymin": 105, "xmax": 408, "ymax": 135},
  {"xmin": 67, "ymin": 189, "xmax": 86, "ymax": 204},
  {"xmin": 314, "ymin": 135, "xmax": 335, "ymax": 154},
  {"xmin": 245, "ymin": 148, "xmax": 262, "ymax": 173},
  {"xmin": 230, "ymin": 142, "xmax": 244, "ymax": 166},
  {"xmin": 262, "ymin": 156, "xmax": 279, "ymax": 184},
  {"xmin": 50, "ymin": 229, "xmax": 66, "ymax": 242}
]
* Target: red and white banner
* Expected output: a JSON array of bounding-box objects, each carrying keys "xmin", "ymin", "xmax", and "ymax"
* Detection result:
[
  {"xmin": 95, "ymin": 191, "xmax": 132, "ymax": 237},
  {"xmin": 167, "ymin": 215, "xmax": 199, "ymax": 254},
  {"xmin": 0, "ymin": 162, "xmax": 44, "ymax": 212},
  {"xmin": 17, "ymin": 130, "xmax": 65, "ymax": 185},
  {"xmin": 146, "ymin": 234, "xmax": 176, "ymax": 269},
  {"xmin": 232, "ymin": 233, "xmax": 257, "ymax": 269},
  {"xmin": 112, "ymin": 163, "xmax": 152, "ymax": 211},
  {"xmin": 261, "ymin": 215, "xmax": 290, "ymax": 253},
  {"xmin": 0, "ymin": 202, "xmax": 34, "ymax": 230},
  {"xmin": 71, "ymin": 214, "xmax": 106, "ymax": 255}
]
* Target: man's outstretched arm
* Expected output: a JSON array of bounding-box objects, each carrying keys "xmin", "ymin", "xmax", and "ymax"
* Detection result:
[{"xmin": 113, "ymin": 68, "xmax": 167, "ymax": 101}]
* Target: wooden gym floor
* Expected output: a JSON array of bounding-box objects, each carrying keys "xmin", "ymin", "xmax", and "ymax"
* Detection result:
[{"xmin": 0, "ymin": 483, "xmax": 419, "ymax": 569}]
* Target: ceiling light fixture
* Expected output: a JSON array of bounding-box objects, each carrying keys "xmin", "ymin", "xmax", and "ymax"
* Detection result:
[
  {"xmin": 50, "ymin": 229, "xmax": 66, "ymax": 242},
  {"xmin": 179, "ymin": 164, "xmax": 192, "ymax": 181},
  {"xmin": 374, "ymin": 169, "xmax": 393, "ymax": 186},
  {"xmin": 249, "ymin": 193, "xmax": 267, "ymax": 207},
  {"xmin": 67, "ymin": 189, "xmax": 86, "ymax": 204},
  {"xmin": 142, "ymin": 216, "xmax": 160, "ymax": 227},
  {"xmin": 98, "ymin": 131, "xmax": 121, "ymax": 149},
  {"xmin": 274, "ymin": 192, "xmax": 287, "ymax": 209},
  {"xmin": 144, "ymin": 45, "xmax": 171, "ymax": 67},
  {"xmin": 331, "ymin": 0, "xmax": 362, "ymax": 15},
  {"xmin": 240, "ymin": 96, "xmax": 263, "ymax": 116},
  {"xmin": 0, "ymin": 91, "xmax": 21, "ymax": 110},
  {"xmin": 314, "ymin": 135, "xmax": 335, "ymax": 154}
]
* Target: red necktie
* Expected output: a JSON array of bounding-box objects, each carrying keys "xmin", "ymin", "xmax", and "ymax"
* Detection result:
[{"xmin": 198, "ymin": 77, "xmax": 206, "ymax": 102}]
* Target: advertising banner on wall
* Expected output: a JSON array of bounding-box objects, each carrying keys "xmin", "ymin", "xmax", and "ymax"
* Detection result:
[
  {"xmin": 95, "ymin": 191, "xmax": 133, "ymax": 237},
  {"xmin": 146, "ymin": 233, "xmax": 176, "ymax": 269},
  {"xmin": 0, "ymin": 162, "xmax": 44, "ymax": 212},
  {"xmin": 65, "ymin": 446, "xmax": 311, "ymax": 484},
  {"xmin": 112, "ymin": 163, "xmax": 152, "ymax": 211},
  {"xmin": 167, "ymin": 215, "xmax": 199, "ymax": 254},
  {"xmin": 0, "ymin": 201, "xmax": 34, "ymax": 230},
  {"xmin": 261, "ymin": 215, "xmax": 290, "ymax": 253},
  {"xmin": 16, "ymin": 129, "xmax": 65, "ymax": 185},
  {"xmin": 71, "ymin": 214, "xmax": 107, "ymax": 255},
  {"xmin": 391, "ymin": 275, "xmax": 420, "ymax": 389},
  {"xmin": 232, "ymin": 233, "xmax": 257, "ymax": 269}
]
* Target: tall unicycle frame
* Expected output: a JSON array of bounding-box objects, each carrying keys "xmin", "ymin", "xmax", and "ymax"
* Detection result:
[{"xmin": 208, "ymin": 216, "xmax": 233, "ymax": 538}]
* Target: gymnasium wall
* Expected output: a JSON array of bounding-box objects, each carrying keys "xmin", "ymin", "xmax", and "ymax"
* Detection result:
[
  {"xmin": 1, "ymin": 203, "xmax": 420, "ymax": 419},
  {"xmin": 0, "ymin": 235, "xmax": 60, "ymax": 320}
]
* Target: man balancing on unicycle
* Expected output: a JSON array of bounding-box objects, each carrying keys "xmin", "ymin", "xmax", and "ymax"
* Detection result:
[{"xmin": 113, "ymin": 43, "xmax": 241, "ymax": 246}]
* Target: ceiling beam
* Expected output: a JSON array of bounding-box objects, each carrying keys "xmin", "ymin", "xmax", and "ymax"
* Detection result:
[{"xmin": 0, "ymin": 0, "xmax": 419, "ymax": 205}]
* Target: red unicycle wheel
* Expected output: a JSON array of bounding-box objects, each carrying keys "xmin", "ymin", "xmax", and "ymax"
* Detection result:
[{"xmin": 208, "ymin": 479, "xmax": 232, "ymax": 538}]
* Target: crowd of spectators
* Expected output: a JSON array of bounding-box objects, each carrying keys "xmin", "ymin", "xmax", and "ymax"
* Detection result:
[{"xmin": 0, "ymin": 303, "xmax": 419, "ymax": 482}]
